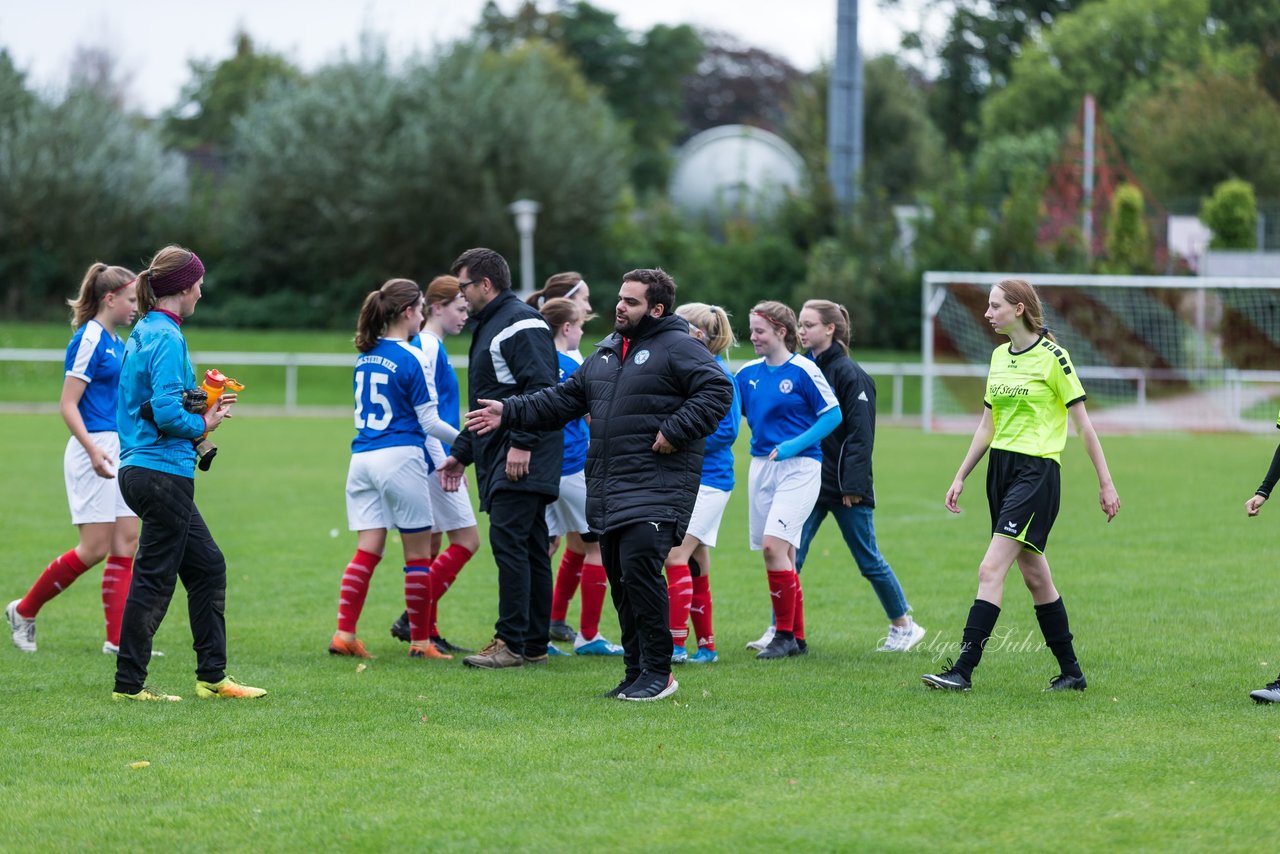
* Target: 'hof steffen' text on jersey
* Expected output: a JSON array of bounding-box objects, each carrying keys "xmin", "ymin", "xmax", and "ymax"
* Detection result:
[{"xmin": 983, "ymin": 337, "xmax": 1086, "ymax": 464}]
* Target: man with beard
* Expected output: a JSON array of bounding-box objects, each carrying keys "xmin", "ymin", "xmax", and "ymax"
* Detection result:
[{"xmin": 463, "ymin": 269, "xmax": 734, "ymax": 700}]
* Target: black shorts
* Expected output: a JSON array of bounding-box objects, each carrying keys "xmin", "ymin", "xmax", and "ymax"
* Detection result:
[{"xmin": 986, "ymin": 448, "xmax": 1061, "ymax": 555}]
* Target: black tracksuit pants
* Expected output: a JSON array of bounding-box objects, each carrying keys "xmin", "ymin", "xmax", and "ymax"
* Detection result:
[
  {"xmin": 487, "ymin": 490, "xmax": 553, "ymax": 657},
  {"xmin": 115, "ymin": 466, "xmax": 227, "ymax": 694},
  {"xmin": 600, "ymin": 521, "xmax": 678, "ymax": 678}
]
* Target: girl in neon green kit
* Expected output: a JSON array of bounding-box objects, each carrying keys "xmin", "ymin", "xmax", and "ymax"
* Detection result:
[{"xmin": 923, "ymin": 279, "xmax": 1120, "ymax": 693}]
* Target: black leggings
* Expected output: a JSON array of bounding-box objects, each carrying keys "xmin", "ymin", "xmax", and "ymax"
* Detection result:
[{"xmin": 114, "ymin": 466, "xmax": 227, "ymax": 694}]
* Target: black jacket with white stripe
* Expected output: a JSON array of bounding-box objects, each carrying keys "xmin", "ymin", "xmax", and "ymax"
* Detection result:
[
  {"xmin": 449, "ymin": 289, "xmax": 562, "ymax": 510},
  {"xmin": 809, "ymin": 345, "xmax": 878, "ymax": 508}
]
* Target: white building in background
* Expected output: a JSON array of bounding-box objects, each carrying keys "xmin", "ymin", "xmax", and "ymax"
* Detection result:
[{"xmin": 670, "ymin": 125, "xmax": 804, "ymax": 220}]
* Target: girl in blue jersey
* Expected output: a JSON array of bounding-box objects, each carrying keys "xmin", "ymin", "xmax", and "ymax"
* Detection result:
[
  {"xmin": 795, "ymin": 299, "xmax": 926, "ymax": 653},
  {"xmin": 111, "ymin": 245, "xmax": 263, "ymax": 701},
  {"xmin": 389, "ymin": 276, "xmax": 481, "ymax": 655},
  {"xmin": 664, "ymin": 303, "xmax": 739, "ymax": 665},
  {"xmin": 332, "ymin": 278, "xmax": 459, "ymax": 662},
  {"xmin": 7, "ymin": 264, "xmax": 139, "ymax": 656},
  {"xmin": 540, "ymin": 298, "xmax": 622, "ymax": 656},
  {"xmin": 736, "ymin": 301, "xmax": 842, "ymax": 660}
]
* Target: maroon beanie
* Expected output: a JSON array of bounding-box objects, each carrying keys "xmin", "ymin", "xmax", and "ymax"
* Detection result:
[{"xmin": 150, "ymin": 253, "xmax": 205, "ymax": 297}]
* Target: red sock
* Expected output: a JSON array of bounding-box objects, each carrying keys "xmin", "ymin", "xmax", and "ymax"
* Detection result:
[
  {"xmin": 336, "ymin": 549, "xmax": 381, "ymax": 633},
  {"xmin": 427, "ymin": 544, "xmax": 473, "ymax": 637},
  {"xmin": 793, "ymin": 572, "xmax": 806, "ymax": 641},
  {"xmin": 766, "ymin": 569, "xmax": 797, "ymax": 633},
  {"xmin": 404, "ymin": 558, "xmax": 433, "ymax": 643},
  {"xmin": 550, "ymin": 549, "xmax": 585, "ymax": 622},
  {"xmin": 579, "ymin": 562, "xmax": 608, "ymax": 640},
  {"xmin": 18, "ymin": 548, "xmax": 91, "ymax": 618},
  {"xmin": 666, "ymin": 564, "xmax": 693, "ymax": 645},
  {"xmin": 101, "ymin": 555, "xmax": 133, "ymax": 645},
  {"xmin": 690, "ymin": 574, "xmax": 715, "ymax": 650}
]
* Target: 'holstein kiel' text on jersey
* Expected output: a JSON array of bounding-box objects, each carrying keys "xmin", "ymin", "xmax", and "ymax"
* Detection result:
[
  {"xmin": 984, "ymin": 336, "xmax": 1087, "ymax": 464},
  {"xmin": 351, "ymin": 338, "xmax": 439, "ymax": 461}
]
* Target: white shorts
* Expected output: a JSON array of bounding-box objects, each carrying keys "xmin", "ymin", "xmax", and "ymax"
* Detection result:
[
  {"xmin": 345, "ymin": 445, "xmax": 433, "ymax": 533},
  {"xmin": 546, "ymin": 469, "xmax": 590, "ymax": 537},
  {"xmin": 427, "ymin": 469, "xmax": 477, "ymax": 532},
  {"xmin": 64, "ymin": 433, "xmax": 135, "ymax": 525},
  {"xmin": 747, "ymin": 456, "xmax": 821, "ymax": 550},
  {"xmin": 685, "ymin": 485, "xmax": 732, "ymax": 547}
]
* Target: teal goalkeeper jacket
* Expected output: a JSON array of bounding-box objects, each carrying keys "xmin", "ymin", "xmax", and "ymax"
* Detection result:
[{"xmin": 116, "ymin": 311, "xmax": 205, "ymax": 477}]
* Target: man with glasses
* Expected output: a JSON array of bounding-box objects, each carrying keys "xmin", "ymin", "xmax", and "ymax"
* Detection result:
[{"xmin": 439, "ymin": 248, "xmax": 563, "ymax": 668}]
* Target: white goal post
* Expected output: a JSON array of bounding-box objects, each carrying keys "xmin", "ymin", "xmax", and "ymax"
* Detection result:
[{"xmin": 921, "ymin": 272, "xmax": 1280, "ymax": 433}]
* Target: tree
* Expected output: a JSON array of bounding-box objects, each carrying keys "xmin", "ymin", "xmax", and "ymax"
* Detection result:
[
  {"xmin": 1102, "ymin": 183, "xmax": 1152, "ymax": 273},
  {"xmin": 1200, "ymin": 179, "xmax": 1258, "ymax": 249},
  {"xmin": 861, "ymin": 55, "xmax": 946, "ymax": 202},
  {"xmin": 679, "ymin": 30, "xmax": 802, "ymax": 135},
  {"xmin": 220, "ymin": 41, "xmax": 629, "ymax": 326},
  {"xmin": 163, "ymin": 31, "xmax": 300, "ymax": 153},
  {"xmin": 475, "ymin": 1, "xmax": 701, "ymax": 192},
  {"xmin": 1120, "ymin": 71, "xmax": 1280, "ymax": 202},
  {"xmin": 1209, "ymin": 0, "xmax": 1280, "ymax": 100},
  {"xmin": 905, "ymin": 0, "xmax": 1088, "ymax": 154},
  {"xmin": 0, "ymin": 86, "xmax": 186, "ymax": 316},
  {"xmin": 981, "ymin": 0, "xmax": 1224, "ymax": 138}
]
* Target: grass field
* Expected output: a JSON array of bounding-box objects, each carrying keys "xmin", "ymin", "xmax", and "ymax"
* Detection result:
[{"xmin": 2, "ymin": 405, "xmax": 1278, "ymax": 851}]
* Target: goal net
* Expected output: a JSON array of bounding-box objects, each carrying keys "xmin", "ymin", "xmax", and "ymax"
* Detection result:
[{"xmin": 922, "ymin": 272, "xmax": 1280, "ymax": 433}]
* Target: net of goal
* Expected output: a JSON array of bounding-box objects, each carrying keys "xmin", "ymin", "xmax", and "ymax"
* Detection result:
[{"xmin": 922, "ymin": 272, "xmax": 1280, "ymax": 433}]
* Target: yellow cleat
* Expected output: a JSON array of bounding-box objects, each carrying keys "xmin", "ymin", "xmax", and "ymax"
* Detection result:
[
  {"xmin": 195, "ymin": 676, "xmax": 267, "ymax": 699},
  {"xmin": 112, "ymin": 686, "xmax": 181, "ymax": 702}
]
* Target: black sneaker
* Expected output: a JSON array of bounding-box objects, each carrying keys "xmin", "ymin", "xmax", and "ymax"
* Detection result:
[
  {"xmin": 1044, "ymin": 673, "xmax": 1087, "ymax": 692},
  {"xmin": 431, "ymin": 636, "xmax": 472, "ymax": 655},
  {"xmin": 756, "ymin": 633, "xmax": 800, "ymax": 659},
  {"xmin": 1250, "ymin": 678, "xmax": 1280, "ymax": 704},
  {"xmin": 549, "ymin": 620, "xmax": 576, "ymax": 642},
  {"xmin": 390, "ymin": 611, "xmax": 410, "ymax": 643},
  {"xmin": 922, "ymin": 659, "xmax": 972, "ymax": 691},
  {"xmin": 602, "ymin": 672, "xmax": 643, "ymax": 699},
  {"xmin": 619, "ymin": 670, "xmax": 678, "ymax": 702},
  {"xmin": 795, "ymin": 638, "xmax": 809, "ymax": 655}
]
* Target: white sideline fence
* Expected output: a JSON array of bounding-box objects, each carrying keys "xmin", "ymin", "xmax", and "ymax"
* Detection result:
[{"xmin": 1, "ymin": 349, "xmax": 925, "ymax": 421}]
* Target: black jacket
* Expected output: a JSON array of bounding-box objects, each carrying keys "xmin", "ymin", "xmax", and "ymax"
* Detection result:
[
  {"xmin": 810, "ymin": 345, "xmax": 878, "ymax": 508},
  {"xmin": 449, "ymin": 290, "xmax": 562, "ymax": 510},
  {"xmin": 502, "ymin": 313, "xmax": 734, "ymax": 538}
]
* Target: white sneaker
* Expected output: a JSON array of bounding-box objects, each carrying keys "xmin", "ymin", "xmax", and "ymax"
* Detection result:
[
  {"xmin": 102, "ymin": 641, "xmax": 165, "ymax": 657},
  {"xmin": 745, "ymin": 625, "xmax": 775, "ymax": 651},
  {"xmin": 6, "ymin": 600, "xmax": 36, "ymax": 652},
  {"xmin": 878, "ymin": 619, "xmax": 926, "ymax": 652}
]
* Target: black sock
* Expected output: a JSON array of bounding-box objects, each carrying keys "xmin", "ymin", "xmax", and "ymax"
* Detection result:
[
  {"xmin": 954, "ymin": 599, "xmax": 1001, "ymax": 678},
  {"xmin": 775, "ymin": 629, "xmax": 795, "ymax": 641},
  {"xmin": 1035, "ymin": 597, "xmax": 1083, "ymax": 678}
]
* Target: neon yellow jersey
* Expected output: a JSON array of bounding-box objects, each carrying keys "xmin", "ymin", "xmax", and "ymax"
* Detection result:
[{"xmin": 983, "ymin": 337, "xmax": 1087, "ymax": 464}]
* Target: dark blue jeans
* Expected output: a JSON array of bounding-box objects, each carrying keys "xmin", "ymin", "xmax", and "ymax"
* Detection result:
[
  {"xmin": 115, "ymin": 466, "xmax": 227, "ymax": 694},
  {"xmin": 796, "ymin": 501, "xmax": 910, "ymax": 621}
]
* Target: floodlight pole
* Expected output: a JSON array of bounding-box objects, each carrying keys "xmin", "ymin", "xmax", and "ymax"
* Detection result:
[
  {"xmin": 828, "ymin": 0, "xmax": 862, "ymax": 214},
  {"xmin": 508, "ymin": 199, "xmax": 541, "ymax": 299}
]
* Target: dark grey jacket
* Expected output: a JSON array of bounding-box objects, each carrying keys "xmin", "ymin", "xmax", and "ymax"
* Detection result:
[
  {"xmin": 502, "ymin": 313, "xmax": 734, "ymax": 538},
  {"xmin": 449, "ymin": 290, "xmax": 562, "ymax": 510},
  {"xmin": 810, "ymin": 345, "xmax": 878, "ymax": 508}
]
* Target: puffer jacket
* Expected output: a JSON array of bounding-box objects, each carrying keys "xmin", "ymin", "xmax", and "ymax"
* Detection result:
[
  {"xmin": 810, "ymin": 344, "xmax": 877, "ymax": 508},
  {"xmin": 449, "ymin": 290, "xmax": 562, "ymax": 510},
  {"xmin": 502, "ymin": 313, "xmax": 734, "ymax": 538}
]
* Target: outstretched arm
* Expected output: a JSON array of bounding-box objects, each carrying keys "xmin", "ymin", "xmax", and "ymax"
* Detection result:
[
  {"xmin": 945, "ymin": 407, "xmax": 994, "ymax": 513},
  {"xmin": 1246, "ymin": 441, "xmax": 1280, "ymax": 516},
  {"xmin": 1068, "ymin": 402, "xmax": 1120, "ymax": 522}
]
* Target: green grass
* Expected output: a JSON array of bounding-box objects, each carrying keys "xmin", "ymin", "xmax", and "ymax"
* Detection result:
[{"xmin": 1, "ymin": 411, "xmax": 1276, "ymax": 851}]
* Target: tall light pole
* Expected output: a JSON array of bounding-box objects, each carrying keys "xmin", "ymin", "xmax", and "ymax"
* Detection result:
[
  {"xmin": 508, "ymin": 199, "xmax": 540, "ymax": 299},
  {"xmin": 828, "ymin": 0, "xmax": 863, "ymax": 214}
]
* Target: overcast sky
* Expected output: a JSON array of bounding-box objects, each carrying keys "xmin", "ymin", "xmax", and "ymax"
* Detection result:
[{"xmin": 0, "ymin": 0, "xmax": 939, "ymax": 115}]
